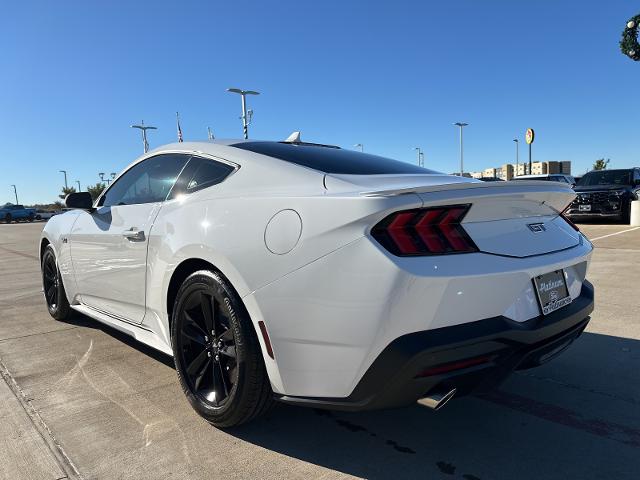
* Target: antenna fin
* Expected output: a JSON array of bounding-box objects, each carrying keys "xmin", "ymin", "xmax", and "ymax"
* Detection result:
[{"xmin": 284, "ymin": 131, "xmax": 301, "ymax": 143}]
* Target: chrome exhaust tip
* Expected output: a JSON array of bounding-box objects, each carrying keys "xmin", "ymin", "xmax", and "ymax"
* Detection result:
[{"xmin": 422, "ymin": 388, "xmax": 457, "ymax": 411}]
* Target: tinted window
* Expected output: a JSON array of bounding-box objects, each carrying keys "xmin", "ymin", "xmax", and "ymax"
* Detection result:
[
  {"xmin": 100, "ymin": 154, "xmax": 189, "ymax": 207},
  {"xmin": 576, "ymin": 170, "xmax": 633, "ymax": 187},
  {"xmin": 232, "ymin": 142, "xmax": 437, "ymax": 175},
  {"xmin": 169, "ymin": 156, "xmax": 235, "ymax": 198}
]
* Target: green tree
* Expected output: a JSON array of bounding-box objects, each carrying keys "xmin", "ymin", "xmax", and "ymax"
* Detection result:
[
  {"xmin": 59, "ymin": 186, "xmax": 76, "ymax": 200},
  {"xmin": 87, "ymin": 182, "xmax": 106, "ymax": 202},
  {"xmin": 593, "ymin": 158, "xmax": 610, "ymax": 170}
]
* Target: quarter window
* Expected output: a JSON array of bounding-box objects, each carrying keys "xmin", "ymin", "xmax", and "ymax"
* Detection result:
[
  {"xmin": 169, "ymin": 156, "xmax": 235, "ymax": 198},
  {"xmin": 100, "ymin": 154, "xmax": 190, "ymax": 207}
]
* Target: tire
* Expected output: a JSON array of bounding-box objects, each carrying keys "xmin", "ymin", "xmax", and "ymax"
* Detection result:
[
  {"xmin": 4, "ymin": 213, "xmax": 11, "ymax": 223},
  {"xmin": 36, "ymin": 215, "xmax": 42, "ymax": 221},
  {"xmin": 28, "ymin": 214, "xmax": 35, "ymax": 222},
  {"xmin": 171, "ymin": 270, "xmax": 273, "ymax": 427},
  {"xmin": 41, "ymin": 246, "xmax": 71, "ymax": 320}
]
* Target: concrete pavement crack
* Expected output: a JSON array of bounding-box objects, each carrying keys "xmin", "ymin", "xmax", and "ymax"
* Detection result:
[{"xmin": 0, "ymin": 359, "xmax": 83, "ymax": 480}]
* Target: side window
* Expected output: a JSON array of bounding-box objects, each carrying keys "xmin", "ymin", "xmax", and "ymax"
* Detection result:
[
  {"xmin": 634, "ymin": 169, "xmax": 640, "ymax": 183},
  {"xmin": 169, "ymin": 156, "xmax": 235, "ymax": 198},
  {"xmin": 100, "ymin": 154, "xmax": 190, "ymax": 207}
]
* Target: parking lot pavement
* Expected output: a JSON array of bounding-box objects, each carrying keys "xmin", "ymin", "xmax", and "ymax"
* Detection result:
[{"xmin": 0, "ymin": 222, "xmax": 639, "ymax": 480}]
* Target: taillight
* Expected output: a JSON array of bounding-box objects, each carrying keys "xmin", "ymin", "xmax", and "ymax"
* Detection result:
[{"xmin": 371, "ymin": 204, "xmax": 478, "ymax": 256}]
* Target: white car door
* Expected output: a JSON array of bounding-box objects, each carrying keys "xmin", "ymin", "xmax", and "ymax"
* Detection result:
[{"xmin": 69, "ymin": 153, "xmax": 190, "ymax": 323}]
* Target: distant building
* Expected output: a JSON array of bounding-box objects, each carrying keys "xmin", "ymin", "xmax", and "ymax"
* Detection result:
[{"xmin": 469, "ymin": 161, "xmax": 571, "ymax": 181}]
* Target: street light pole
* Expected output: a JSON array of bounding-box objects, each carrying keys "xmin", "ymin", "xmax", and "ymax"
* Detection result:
[
  {"xmin": 59, "ymin": 170, "xmax": 68, "ymax": 189},
  {"xmin": 354, "ymin": 143, "xmax": 364, "ymax": 152},
  {"xmin": 11, "ymin": 185, "xmax": 18, "ymax": 204},
  {"xmin": 513, "ymin": 138, "xmax": 519, "ymax": 177},
  {"xmin": 414, "ymin": 147, "xmax": 422, "ymax": 166},
  {"xmin": 226, "ymin": 88, "xmax": 260, "ymax": 139},
  {"xmin": 453, "ymin": 122, "xmax": 469, "ymax": 176},
  {"xmin": 130, "ymin": 120, "xmax": 157, "ymax": 153},
  {"xmin": 76, "ymin": 180, "xmax": 81, "ymax": 191}
]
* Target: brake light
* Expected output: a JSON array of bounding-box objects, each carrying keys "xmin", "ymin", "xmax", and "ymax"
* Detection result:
[{"xmin": 371, "ymin": 204, "xmax": 478, "ymax": 256}]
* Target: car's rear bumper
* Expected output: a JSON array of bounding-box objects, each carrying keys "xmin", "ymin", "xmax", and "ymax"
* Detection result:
[{"xmin": 276, "ymin": 280, "xmax": 594, "ymax": 411}]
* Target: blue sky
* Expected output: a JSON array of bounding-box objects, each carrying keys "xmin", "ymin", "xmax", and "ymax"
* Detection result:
[{"xmin": 1, "ymin": 0, "xmax": 639, "ymax": 204}]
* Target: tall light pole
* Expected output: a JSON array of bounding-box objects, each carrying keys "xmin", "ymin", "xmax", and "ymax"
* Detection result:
[
  {"xmin": 11, "ymin": 185, "xmax": 18, "ymax": 204},
  {"xmin": 75, "ymin": 180, "xmax": 81, "ymax": 191},
  {"xmin": 453, "ymin": 122, "xmax": 469, "ymax": 176},
  {"xmin": 207, "ymin": 126, "xmax": 214, "ymax": 140},
  {"xmin": 130, "ymin": 120, "xmax": 157, "ymax": 153},
  {"xmin": 513, "ymin": 138, "xmax": 519, "ymax": 177},
  {"xmin": 414, "ymin": 147, "xmax": 422, "ymax": 166},
  {"xmin": 354, "ymin": 143, "xmax": 364, "ymax": 152},
  {"xmin": 59, "ymin": 170, "xmax": 68, "ymax": 189},
  {"xmin": 226, "ymin": 88, "xmax": 260, "ymax": 139},
  {"xmin": 420, "ymin": 151, "xmax": 424, "ymax": 167}
]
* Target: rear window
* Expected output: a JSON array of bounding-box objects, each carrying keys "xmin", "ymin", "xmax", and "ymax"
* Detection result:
[
  {"xmin": 232, "ymin": 142, "xmax": 437, "ymax": 175},
  {"xmin": 577, "ymin": 170, "xmax": 632, "ymax": 187}
]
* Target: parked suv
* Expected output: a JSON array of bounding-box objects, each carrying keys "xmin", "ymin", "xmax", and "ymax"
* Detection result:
[{"xmin": 566, "ymin": 168, "xmax": 640, "ymax": 223}]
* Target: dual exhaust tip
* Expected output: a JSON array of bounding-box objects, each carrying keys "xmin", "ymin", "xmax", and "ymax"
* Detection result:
[{"xmin": 422, "ymin": 387, "xmax": 457, "ymax": 411}]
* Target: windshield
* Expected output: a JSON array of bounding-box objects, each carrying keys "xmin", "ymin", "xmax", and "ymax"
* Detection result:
[{"xmin": 577, "ymin": 170, "xmax": 632, "ymax": 187}]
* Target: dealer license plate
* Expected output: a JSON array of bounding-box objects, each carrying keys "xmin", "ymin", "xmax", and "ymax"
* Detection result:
[{"xmin": 533, "ymin": 270, "xmax": 571, "ymax": 315}]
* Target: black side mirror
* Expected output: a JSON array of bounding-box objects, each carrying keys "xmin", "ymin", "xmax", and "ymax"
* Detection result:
[{"xmin": 65, "ymin": 192, "xmax": 94, "ymax": 211}]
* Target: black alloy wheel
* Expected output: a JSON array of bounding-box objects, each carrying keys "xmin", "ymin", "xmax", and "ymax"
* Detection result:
[
  {"xmin": 178, "ymin": 287, "xmax": 237, "ymax": 407},
  {"xmin": 171, "ymin": 271, "xmax": 274, "ymax": 427},
  {"xmin": 41, "ymin": 245, "xmax": 71, "ymax": 320}
]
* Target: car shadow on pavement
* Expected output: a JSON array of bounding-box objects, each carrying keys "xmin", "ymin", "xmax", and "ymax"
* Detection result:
[
  {"xmin": 58, "ymin": 311, "xmax": 175, "ymax": 369},
  {"xmin": 225, "ymin": 331, "xmax": 639, "ymax": 480},
  {"xmin": 58, "ymin": 312, "xmax": 639, "ymax": 479}
]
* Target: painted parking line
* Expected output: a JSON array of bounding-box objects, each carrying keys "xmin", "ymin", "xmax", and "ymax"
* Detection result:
[{"xmin": 588, "ymin": 227, "xmax": 640, "ymax": 242}]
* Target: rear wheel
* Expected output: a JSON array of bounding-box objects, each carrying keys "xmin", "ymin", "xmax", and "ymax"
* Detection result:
[
  {"xmin": 4, "ymin": 213, "xmax": 11, "ymax": 223},
  {"xmin": 41, "ymin": 246, "xmax": 71, "ymax": 320},
  {"xmin": 171, "ymin": 271, "xmax": 273, "ymax": 427},
  {"xmin": 28, "ymin": 214, "xmax": 35, "ymax": 222}
]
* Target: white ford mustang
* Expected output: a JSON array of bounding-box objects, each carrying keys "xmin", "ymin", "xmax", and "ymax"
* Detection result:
[{"xmin": 40, "ymin": 139, "xmax": 594, "ymax": 426}]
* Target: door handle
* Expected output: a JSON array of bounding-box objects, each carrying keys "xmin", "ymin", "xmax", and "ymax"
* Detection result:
[{"xmin": 122, "ymin": 228, "xmax": 145, "ymax": 242}]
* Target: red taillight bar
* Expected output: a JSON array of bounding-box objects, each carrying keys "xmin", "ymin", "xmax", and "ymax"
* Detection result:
[{"xmin": 371, "ymin": 204, "xmax": 478, "ymax": 256}]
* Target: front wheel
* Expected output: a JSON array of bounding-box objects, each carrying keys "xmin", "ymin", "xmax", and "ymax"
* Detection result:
[
  {"xmin": 171, "ymin": 271, "xmax": 273, "ymax": 427},
  {"xmin": 41, "ymin": 246, "xmax": 71, "ymax": 320},
  {"xmin": 4, "ymin": 213, "xmax": 12, "ymax": 223}
]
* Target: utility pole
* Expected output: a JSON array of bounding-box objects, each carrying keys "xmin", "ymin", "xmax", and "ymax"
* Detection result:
[
  {"xmin": 513, "ymin": 138, "xmax": 519, "ymax": 177},
  {"xmin": 11, "ymin": 185, "xmax": 18, "ymax": 204},
  {"xmin": 420, "ymin": 151, "xmax": 424, "ymax": 167},
  {"xmin": 207, "ymin": 126, "xmax": 214, "ymax": 140},
  {"xmin": 226, "ymin": 88, "xmax": 260, "ymax": 139},
  {"xmin": 354, "ymin": 143, "xmax": 364, "ymax": 152},
  {"xmin": 453, "ymin": 122, "xmax": 469, "ymax": 176},
  {"xmin": 59, "ymin": 170, "xmax": 68, "ymax": 189},
  {"xmin": 130, "ymin": 120, "xmax": 157, "ymax": 153},
  {"xmin": 76, "ymin": 180, "xmax": 81, "ymax": 191}
]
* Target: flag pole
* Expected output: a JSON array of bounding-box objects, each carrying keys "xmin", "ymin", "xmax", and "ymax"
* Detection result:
[{"xmin": 176, "ymin": 112, "xmax": 184, "ymax": 142}]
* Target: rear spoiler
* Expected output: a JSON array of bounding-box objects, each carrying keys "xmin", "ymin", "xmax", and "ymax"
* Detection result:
[{"xmin": 324, "ymin": 174, "xmax": 576, "ymax": 219}]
